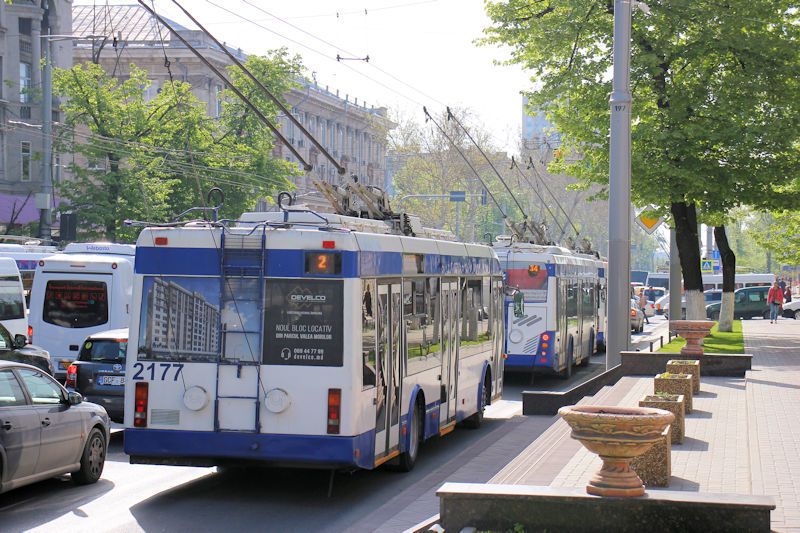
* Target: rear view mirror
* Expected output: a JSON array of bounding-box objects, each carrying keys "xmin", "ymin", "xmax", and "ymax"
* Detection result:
[
  {"xmin": 13, "ymin": 334, "xmax": 27, "ymax": 349},
  {"xmin": 68, "ymin": 391, "xmax": 83, "ymax": 406}
]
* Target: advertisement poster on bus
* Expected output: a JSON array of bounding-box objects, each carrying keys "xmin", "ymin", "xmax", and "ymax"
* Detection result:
[{"xmin": 263, "ymin": 280, "xmax": 343, "ymax": 366}]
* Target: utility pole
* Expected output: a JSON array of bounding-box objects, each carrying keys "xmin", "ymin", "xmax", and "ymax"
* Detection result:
[
  {"xmin": 606, "ymin": 0, "xmax": 633, "ymax": 367},
  {"xmin": 669, "ymin": 228, "xmax": 682, "ymax": 320},
  {"xmin": 38, "ymin": 34, "xmax": 53, "ymax": 241}
]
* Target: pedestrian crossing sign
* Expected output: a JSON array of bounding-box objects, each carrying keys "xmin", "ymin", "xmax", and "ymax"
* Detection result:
[{"xmin": 701, "ymin": 260, "xmax": 714, "ymax": 273}]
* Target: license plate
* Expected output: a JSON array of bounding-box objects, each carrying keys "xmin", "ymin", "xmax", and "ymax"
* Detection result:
[
  {"xmin": 59, "ymin": 360, "xmax": 72, "ymax": 370},
  {"xmin": 99, "ymin": 375, "xmax": 125, "ymax": 386}
]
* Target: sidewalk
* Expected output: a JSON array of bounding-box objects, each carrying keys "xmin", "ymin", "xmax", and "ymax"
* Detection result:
[{"xmin": 485, "ymin": 317, "xmax": 800, "ymax": 532}]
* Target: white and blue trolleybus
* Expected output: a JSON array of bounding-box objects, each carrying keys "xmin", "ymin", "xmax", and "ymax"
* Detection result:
[
  {"xmin": 494, "ymin": 239, "xmax": 602, "ymax": 376},
  {"xmin": 124, "ymin": 208, "xmax": 504, "ymax": 472}
]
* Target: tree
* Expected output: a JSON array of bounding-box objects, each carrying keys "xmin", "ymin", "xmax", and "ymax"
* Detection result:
[
  {"xmin": 53, "ymin": 54, "xmax": 301, "ymax": 242},
  {"xmin": 752, "ymin": 211, "xmax": 800, "ymax": 266},
  {"xmin": 483, "ymin": 0, "xmax": 800, "ymax": 319}
]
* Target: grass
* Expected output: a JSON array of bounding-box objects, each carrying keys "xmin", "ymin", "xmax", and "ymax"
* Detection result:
[{"xmin": 657, "ymin": 320, "xmax": 744, "ymax": 354}]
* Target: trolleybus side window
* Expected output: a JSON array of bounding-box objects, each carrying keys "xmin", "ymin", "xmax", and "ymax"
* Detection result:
[
  {"xmin": 362, "ymin": 279, "xmax": 377, "ymax": 388},
  {"xmin": 43, "ymin": 280, "xmax": 108, "ymax": 328},
  {"xmin": 406, "ymin": 277, "xmax": 442, "ymax": 375},
  {"xmin": 138, "ymin": 276, "xmax": 220, "ymax": 362}
]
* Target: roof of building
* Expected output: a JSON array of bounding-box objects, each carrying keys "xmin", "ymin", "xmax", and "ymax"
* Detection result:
[{"xmin": 72, "ymin": 4, "xmax": 188, "ymax": 42}]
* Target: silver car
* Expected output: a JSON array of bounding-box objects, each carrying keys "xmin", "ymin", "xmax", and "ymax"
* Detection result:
[{"xmin": 0, "ymin": 361, "xmax": 110, "ymax": 493}]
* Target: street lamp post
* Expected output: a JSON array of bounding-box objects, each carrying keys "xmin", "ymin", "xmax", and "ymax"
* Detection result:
[{"xmin": 606, "ymin": 0, "xmax": 633, "ymax": 367}]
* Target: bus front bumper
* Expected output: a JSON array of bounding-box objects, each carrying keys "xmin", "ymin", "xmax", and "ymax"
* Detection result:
[{"xmin": 124, "ymin": 428, "xmax": 375, "ymax": 470}]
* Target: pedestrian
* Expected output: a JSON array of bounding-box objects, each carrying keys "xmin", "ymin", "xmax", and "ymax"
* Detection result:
[
  {"xmin": 767, "ymin": 281, "xmax": 784, "ymax": 323},
  {"xmin": 639, "ymin": 289, "xmax": 650, "ymax": 325},
  {"xmin": 778, "ymin": 278, "xmax": 786, "ymax": 291},
  {"xmin": 785, "ymin": 284, "xmax": 793, "ymax": 304}
]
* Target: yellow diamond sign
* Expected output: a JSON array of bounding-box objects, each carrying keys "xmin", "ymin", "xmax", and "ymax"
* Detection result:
[{"xmin": 635, "ymin": 208, "xmax": 663, "ymax": 235}]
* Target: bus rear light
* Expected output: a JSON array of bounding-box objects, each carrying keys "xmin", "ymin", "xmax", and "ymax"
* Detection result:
[
  {"xmin": 322, "ymin": 240, "xmax": 336, "ymax": 249},
  {"xmin": 134, "ymin": 382, "xmax": 149, "ymax": 428},
  {"xmin": 27, "ymin": 325, "xmax": 32, "ymax": 343},
  {"xmin": 630, "ymin": 309, "xmax": 637, "ymax": 318},
  {"xmin": 65, "ymin": 364, "xmax": 78, "ymax": 389},
  {"xmin": 111, "ymin": 262, "xmax": 118, "ymax": 269},
  {"xmin": 154, "ymin": 237, "xmax": 168, "ymax": 246},
  {"xmin": 327, "ymin": 388, "xmax": 341, "ymax": 434},
  {"xmin": 541, "ymin": 343, "xmax": 549, "ymax": 350},
  {"xmin": 542, "ymin": 333, "xmax": 550, "ymax": 341},
  {"xmin": 38, "ymin": 260, "xmax": 45, "ymax": 267}
]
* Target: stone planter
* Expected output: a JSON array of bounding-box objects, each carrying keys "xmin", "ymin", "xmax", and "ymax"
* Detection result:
[
  {"xmin": 654, "ymin": 373, "xmax": 693, "ymax": 413},
  {"xmin": 631, "ymin": 425, "xmax": 672, "ymax": 487},
  {"xmin": 669, "ymin": 320, "xmax": 714, "ymax": 356},
  {"xmin": 667, "ymin": 359, "xmax": 701, "ymax": 394},
  {"xmin": 558, "ymin": 405, "xmax": 675, "ymax": 497},
  {"xmin": 639, "ymin": 394, "xmax": 685, "ymax": 444}
]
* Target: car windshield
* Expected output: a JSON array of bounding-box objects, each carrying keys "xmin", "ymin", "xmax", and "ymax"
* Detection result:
[
  {"xmin": 0, "ymin": 285, "xmax": 25, "ymax": 320},
  {"xmin": 705, "ymin": 292, "xmax": 722, "ymax": 302},
  {"xmin": 79, "ymin": 338, "xmax": 127, "ymax": 363}
]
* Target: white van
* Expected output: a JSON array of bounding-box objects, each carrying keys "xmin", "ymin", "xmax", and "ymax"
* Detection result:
[
  {"xmin": 28, "ymin": 243, "xmax": 135, "ymax": 379},
  {"xmin": 0, "ymin": 242, "xmax": 60, "ymax": 305},
  {"xmin": 0, "ymin": 257, "xmax": 28, "ymax": 338}
]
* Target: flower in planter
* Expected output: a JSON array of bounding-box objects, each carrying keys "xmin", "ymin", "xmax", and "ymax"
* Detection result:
[{"xmin": 667, "ymin": 359, "xmax": 701, "ymax": 394}]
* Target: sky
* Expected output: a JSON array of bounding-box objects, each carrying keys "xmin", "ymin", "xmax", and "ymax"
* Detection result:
[{"xmin": 75, "ymin": 0, "xmax": 532, "ymax": 154}]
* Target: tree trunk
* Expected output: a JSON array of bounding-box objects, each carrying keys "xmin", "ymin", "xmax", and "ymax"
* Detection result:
[
  {"xmin": 714, "ymin": 225, "xmax": 736, "ymax": 332},
  {"xmin": 671, "ymin": 201, "xmax": 704, "ymax": 320}
]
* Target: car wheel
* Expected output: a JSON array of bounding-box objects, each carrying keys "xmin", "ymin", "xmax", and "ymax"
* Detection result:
[
  {"xmin": 398, "ymin": 400, "xmax": 423, "ymax": 471},
  {"xmin": 795, "ymin": 310, "xmax": 800, "ymax": 320},
  {"xmin": 762, "ymin": 310, "xmax": 770, "ymax": 320},
  {"xmin": 72, "ymin": 427, "xmax": 106, "ymax": 485},
  {"xmin": 710, "ymin": 311, "xmax": 720, "ymax": 321}
]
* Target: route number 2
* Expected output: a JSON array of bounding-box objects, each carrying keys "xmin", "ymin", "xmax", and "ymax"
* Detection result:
[{"xmin": 132, "ymin": 362, "xmax": 184, "ymax": 381}]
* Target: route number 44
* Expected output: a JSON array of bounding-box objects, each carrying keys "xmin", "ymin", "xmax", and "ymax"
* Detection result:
[{"xmin": 131, "ymin": 362, "xmax": 184, "ymax": 381}]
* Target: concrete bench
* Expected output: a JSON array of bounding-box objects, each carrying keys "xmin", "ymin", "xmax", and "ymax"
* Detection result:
[{"xmin": 438, "ymin": 483, "xmax": 775, "ymax": 532}]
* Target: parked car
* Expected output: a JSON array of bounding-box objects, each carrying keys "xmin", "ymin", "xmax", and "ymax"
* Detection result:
[
  {"xmin": 0, "ymin": 361, "xmax": 109, "ymax": 494},
  {"xmin": 706, "ymin": 286, "xmax": 770, "ymax": 320},
  {"xmin": 66, "ymin": 329, "xmax": 128, "ymax": 423},
  {"xmin": 630, "ymin": 303, "xmax": 645, "ymax": 333},
  {"xmin": 783, "ymin": 299, "xmax": 800, "ymax": 319},
  {"xmin": 661, "ymin": 289, "xmax": 722, "ymax": 319},
  {"xmin": 0, "ymin": 323, "xmax": 53, "ymax": 376}
]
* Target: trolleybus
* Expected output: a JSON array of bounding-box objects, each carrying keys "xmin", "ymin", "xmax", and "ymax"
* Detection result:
[
  {"xmin": 495, "ymin": 239, "xmax": 601, "ymax": 376},
  {"xmin": 123, "ymin": 209, "xmax": 504, "ymax": 472}
]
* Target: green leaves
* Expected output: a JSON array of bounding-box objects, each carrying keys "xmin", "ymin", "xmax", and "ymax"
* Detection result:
[{"xmin": 53, "ymin": 54, "xmax": 302, "ymax": 241}]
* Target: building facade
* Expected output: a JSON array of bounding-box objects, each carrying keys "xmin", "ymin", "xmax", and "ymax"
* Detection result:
[
  {"xmin": 72, "ymin": 4, "xmax": 393, "ymax": 212},
  {"xmin": 0, "ymin": 0, "xmax": 72, "ymax": 231}
]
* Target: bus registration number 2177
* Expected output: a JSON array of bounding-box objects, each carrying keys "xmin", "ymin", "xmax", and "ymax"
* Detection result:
[{"xmin": 131, "ymin": 362, "xmax": 184, "ymax": 381}]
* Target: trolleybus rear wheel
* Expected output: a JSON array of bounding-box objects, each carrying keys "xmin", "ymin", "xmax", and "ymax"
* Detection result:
[{"xmin": 398, "ymin": 399, "xmax": 423, "ymax": 472}]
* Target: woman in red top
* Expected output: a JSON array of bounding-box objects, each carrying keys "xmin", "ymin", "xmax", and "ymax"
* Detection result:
[{"xmin": 767, "ymin": 281, "xmax": 784, "ymax": 323}]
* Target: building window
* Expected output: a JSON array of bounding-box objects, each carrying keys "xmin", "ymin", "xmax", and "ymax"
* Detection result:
[
  {"xmin": 19, "ymin": 106, "xmax": 31, "ymax": 119},
  {"xmin": 19, "ymin": 62, "xmax": 32, "ymax": 104},
  {"xmin": 18, "ymin": 18, "xmax": 32, "ymax": 36},
  {"xmin": 54, "ymin": 154, "xmax": 62, "ymax": 183},
  {"xmin": 21, "ymin": 142, "xmax": 31, "ymax": 182}
]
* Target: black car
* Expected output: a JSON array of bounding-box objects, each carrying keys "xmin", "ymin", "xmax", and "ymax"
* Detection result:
[
  {"xmin": 66, "ymin": 329, "xmax": 127, "ymax": 423},
  {"xmin": 0, "ymin": 323, "xmax": 54, "ymax": 375}
]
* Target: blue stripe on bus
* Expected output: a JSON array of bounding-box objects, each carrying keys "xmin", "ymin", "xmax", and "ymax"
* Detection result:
[
  {"xmin": 504, "ymin": 354, "xmax": 539, "ymax": 369},
  {"xmin": 124, "ymin": 428, "xmax": 375, "ymax": 470},
  {"xmin": 137, "ymin": 246, "xmax": 501, "ymax": 278}
]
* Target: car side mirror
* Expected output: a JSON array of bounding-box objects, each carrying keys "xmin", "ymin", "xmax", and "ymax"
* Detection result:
[
  {"xmin": 13, "ymin": 334, "xmax": 27, "ymax": 349},
  {"xmin": 68, "ymin": 391, "xmax": 83, "ymax": 406}
]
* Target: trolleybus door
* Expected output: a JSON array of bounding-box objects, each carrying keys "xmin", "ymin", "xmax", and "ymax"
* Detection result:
[
  {"xmin": 374, "ymin": 282, "xmax": 402, "ymax": 459},
  {"xmin": 440, "ymin": 280, "xmax": 459, "ymax": 425}
]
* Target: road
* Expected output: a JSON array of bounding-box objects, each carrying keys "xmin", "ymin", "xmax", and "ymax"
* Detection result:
[{"xmin": 0, "ymin": 317, "xmax": 670, "ymax": 532}]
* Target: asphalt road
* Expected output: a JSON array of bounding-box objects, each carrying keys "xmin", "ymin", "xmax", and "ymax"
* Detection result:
[{"xmin": 0, "ymin": 317, "xmax": 670, "ymax": 532}]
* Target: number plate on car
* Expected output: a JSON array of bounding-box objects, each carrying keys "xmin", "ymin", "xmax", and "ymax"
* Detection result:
[
  {"xmin": 59, "ymin": 360, "xmax": 72, "ymax": 369},
  {"xmin": 99, "ymin": 375, "xmax": 125, "ymax": 386}
]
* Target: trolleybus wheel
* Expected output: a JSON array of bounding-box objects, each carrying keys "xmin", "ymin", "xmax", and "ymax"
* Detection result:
[
  {"xmin": 398, "ymin": 399, "xmax": 423, "ymax": 472},
  {"xmin": 579, "ymin": 332, "xmax": 593, "ymax": 367},
  {"xmin": 463, "ymin": 374, "xmax": 491, "ymax": 430},
  {"xmin": 561, "ymin": 338, "xmax": 574, "ymax": 379}
]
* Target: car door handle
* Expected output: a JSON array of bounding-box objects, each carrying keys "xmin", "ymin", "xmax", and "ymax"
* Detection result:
[
  {"xmin": 41, "ymin": 418, "xmax": 51, "ymax": 427},
  {"xmin": 1, "ymin": 421, "xmax": 11, "ymax": 430}
]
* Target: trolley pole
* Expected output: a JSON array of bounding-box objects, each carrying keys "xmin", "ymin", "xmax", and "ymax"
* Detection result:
[{"xmin": 606, "ymin": 0, "xmax": 633, "ymax": 368}]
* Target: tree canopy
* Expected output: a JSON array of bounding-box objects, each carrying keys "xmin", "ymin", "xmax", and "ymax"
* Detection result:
[{"xmin": 53, "ymin": 51, "xmax": 303, "ymax": 242}]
